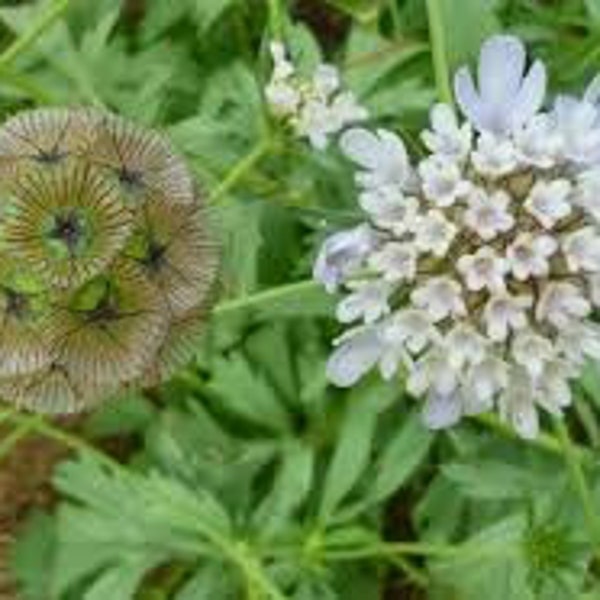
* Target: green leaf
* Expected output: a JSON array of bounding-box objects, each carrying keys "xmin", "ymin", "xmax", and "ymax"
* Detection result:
[
  {"xmin": 253, "ymin": 440, "xmax": 315, "ymax": 536},
  {"xmin": 439, "ymin": 0, "xmax": 501, "ymax": 67},
  {"xmin": 83, "ymin": 392, "xmax": 156, "ymax": 438},
  {"xmin": 176, "ymin": 564, "xmax": 239, "ymax": 600},
  {"xmin": 318, "ymin": 381, "xmax": 397, "ymax": 522},
  {"xmin": 11, "ymin": 510, "xmax": 57, "ymax": 600},
  {"xmin": 325, "ymin": 0, "xmax": 383, "ymax": 23},
  {"xmin": 585, "ymin": 0, "xmax": 600, "ymax": 28},
  {"xmin": 429, "ymin": 515, "xmax": 531, "ymax": 600},
  {"xmin": 52, "ymin": 455, "xmax": 233, "ymax": 597},
  {"xmin": 193, "ymin": 0, "xmax": 238, "ymax": 34},
  {"xmin": 366, "ymin": 410, "xmax": 432, "ymax": 504},
  {"xmin": 441, "ymin": 460, "xmax": 558, "ymax": 500},
  {"xmin": 208, "ymin": 352, "xmax": 290, "ymax": 433}
]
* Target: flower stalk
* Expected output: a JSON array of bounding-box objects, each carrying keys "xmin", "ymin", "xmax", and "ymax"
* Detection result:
[{"xmin": 425, "ymin": 0, "xmax": 454, "ymax": 105}]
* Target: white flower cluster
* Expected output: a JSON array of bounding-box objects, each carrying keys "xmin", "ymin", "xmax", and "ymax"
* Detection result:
[
  {"xmin": 314, "ymin": 35, "xmax": 600, "ymax": 439},
  {"xmin": 265, "ymin": 41, "xmax": 368, "ymax": 149}
]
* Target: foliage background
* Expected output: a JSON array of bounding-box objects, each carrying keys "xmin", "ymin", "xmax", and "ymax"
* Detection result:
[{"xmin": 0, "ymin": 0, "xmax": 598, "ymax": 598}]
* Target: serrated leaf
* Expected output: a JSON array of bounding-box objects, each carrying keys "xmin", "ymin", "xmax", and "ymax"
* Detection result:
[
  {"xmin": 367, "ymin": 410, "xmax": 432, "ymax": 504},
  {"xmin": 429, "ymin": 514, "xmax": 531, "ymax": 600},
  {"xmin": 253, "ymin": 440, "xmax": 314, "ymax": 536},
  {"xmin": 83, "ymin": 392, "xmax": 156, "ymax": 438},
  {"xmin": 441, "ymin": 460, "xmax": 557, "ymax": 500},
  {"xmin": 208, "ymin": 352, "xmax": 290, "ymax": 433},
  {"xmin": 318, "ymin": 381, "xmax": 397, "ymax": 522},
  {"xmin": 52, "ymin": 455, "xmax": 233, "ymax": 596},
  {"xmin": 176, "ymin": 564, "xmax": 239, "ymax": 600},
  {"xmin": 193, "ymin": 0, "xmax": 237, "ymax": 33}
]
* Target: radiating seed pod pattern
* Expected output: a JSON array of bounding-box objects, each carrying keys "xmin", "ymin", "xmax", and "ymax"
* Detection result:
[{"xmin": 0, "ymin": 108, "xmax": 219, "ymax": 413}]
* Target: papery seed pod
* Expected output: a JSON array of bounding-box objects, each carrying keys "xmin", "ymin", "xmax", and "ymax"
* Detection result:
[
  {"xmin": 0, "ymin": 362, "xmax": 113, "ymax": 414},
  {"xmin": 0, "ymin": 107, "xmax": 219, "ymax": 414},
  {"xmin": 2, "ymin": 162, "xmax": 133, "ymax": 289},
  {"xmin": 0, "ymin": 267, "xmax": 53, "ymax": 377},
  {"xmin": 47, "ymin": 261, "xmax": 168, "ymax": 389},
  {"xmin": 81, "ymin": 110, "xmax": 195, "ymax": 205},
  {"xmin": 124, "ymin": 194, "xmax": 219, "ymax": 318},
  {"xmin": 141, "ymin": 306, "xmax": 211, "ymax": 387},
  {"xmin": 0, "ymin": 108, "xmax": 96, "ymax": 176}
]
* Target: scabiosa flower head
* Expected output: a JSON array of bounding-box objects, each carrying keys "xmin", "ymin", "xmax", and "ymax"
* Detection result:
[
  {"xmin": 265, "ymin": 41, "xmax": 367, "ymax": 149},
  {"xmin": 0, "ymin": 108, "xmax": 219, "ymax": 414},
  {"xmin": 315, "ymin": 34, "xmax": 600, "ymax": 438}
]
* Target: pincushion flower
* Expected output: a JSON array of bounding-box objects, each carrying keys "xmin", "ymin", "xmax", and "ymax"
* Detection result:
[
  {"xmin": 265, "ymin": 41, "xmax": 367, "ymax": 149},
  {"xmin": 314, "ymin": 34, "xmax": 600, "ymax": 439}
]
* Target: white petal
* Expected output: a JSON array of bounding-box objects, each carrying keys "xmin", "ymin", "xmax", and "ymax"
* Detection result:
[
  {"xmin": 340, "ymin": 128, "xmax": 383, "ymax": 170},
  {"xmin": 511, "ymin": 60, "xmax": 547, "ymax": 127},
  {"xmin": 512, "ymin": 400, "xmax": 539, "ymax": 439},
  {"xmin": 454, "ymin": 67, "xmax": 485, "ymax": 131},
  {"xmin": 422, "ymin": 389, "xmax": 462, "ymax": 430},
  {"xmin": 479, "ymin": 35, "xmax": 526, "ymax": 101},
  {"xmin": 326, "ymin": 328, "xmax": 382, "ymax": 387}
]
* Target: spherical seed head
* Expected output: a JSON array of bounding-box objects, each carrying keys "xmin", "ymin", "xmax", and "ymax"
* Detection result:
[
  {"xmin": 47, "ymin": 261, "xmax": 168, "ymax": 390},
  {"xmin": 0, "ymin": 108, "xmax": 97, "ymax": 177},
  {"xmin": 79, "ymin": 110, "xmax": 196, "ymax": 205},
  {"xmin": 2, "ymin": 162, "xmax": 133, "ymax": 289},
  {"xmin": 0, "ymin": 262, "xmax": 53, "ymax": 377},
  {"xmin": 315, "ymin": 35, "xmax": 600, "ymax": 438},
  {"xmin": 0, "ymin": 108, "xmax": 220, "ymax": 413},
  {"xmin": 140, "ymin": 306, "xmax": 211, "ymax": 387},
  {"xmin": 124, "ymin": 193, "xmax": 220, "ymax": 318}
]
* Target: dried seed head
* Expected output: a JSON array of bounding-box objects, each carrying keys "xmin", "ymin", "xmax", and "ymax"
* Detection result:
[
  {"xmin": 3, "ymin": 163, "xmax": 132, "ymax": 288},
  {"xmin": 80, "ymin": 110, "xmax": 196, "ymax": 205},
  {"xmin": 0, "ymin": 107, "xmax": 220, "ymax": 413},
  {"xmin": 47, "ymin": 261, "xmax": 167, "ymax": 390},
  {"xmin": 124, "ymin": 195, "xmax": 219, "ymax": 317}
]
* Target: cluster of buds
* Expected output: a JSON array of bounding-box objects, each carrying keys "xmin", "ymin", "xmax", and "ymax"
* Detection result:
[
  {"xmin": 265, "ymin": 41, "xmax": 368, "ymax": 149},
  {"xmin": 313, "ymin": 35, "xmax": 600, "ymax": 438},
  {"xmin": 0, "ymin": 108, "xmax": 218, "ymax": 413}
]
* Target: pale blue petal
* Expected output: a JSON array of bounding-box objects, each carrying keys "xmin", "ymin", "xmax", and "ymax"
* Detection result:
[
  {"xmin": 454, "ymin": 67, "xmax": 486, "ymax": 131},
  {"xmin": 510, "ymin": 60, "xmax": 547, "ymax": 128},
  {"xmin": 339, "ymin": 128, "xmax": 382, "ymax": 171},
  {"xmin": 422, "ymin": 389, "xmax": 462, "ymax": 430},
  {"xmin": 478, "ymin": 35, "xmax": 526, "ymax": 102},
  {"xmin": 326, "ymin": 328, "xmax": 382, "ymax": 387}
]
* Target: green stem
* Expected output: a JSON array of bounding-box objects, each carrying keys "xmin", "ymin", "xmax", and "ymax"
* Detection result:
[
  {"xmin": 324, "ymin": 540, "xmax": 514, "ymax": 562},
  {"xmin": 475, "ymin": 413, "xmax": 593, "ymax": 465},
  {"xmin": 213, "ymin": 279, "xmax": 319, "ymax": 317},
  {"xmin": 0, "ymin": 0, "xmax": 70, "ymax": 67},
  {"xmin": 1, "ymin": 410, "xmax": 122, "ymax": 472},
  {"xmin": 208, "ymin": 137, "xmax": 272, "ymax": 204},
  {"xmin": 554, "ymin": 418, "xmax": 600, "ymax": 558},
  {"xmin": 389, "ymin": 0, "xmax": 403, "ymax": 38},
  {"xmin": 387, "ymin": 554, "xmax": 429, "ymax": 588},
  {"xmin": 425, "ymin": 0, "xmax": 454, "ymax": 105},
  {"xmin": 228, "ymin": 543, "xmax": 286, "ymax": 600},
  {"xmin": 0, "ymin": 419, "xmax": 35, "ymax": 464},
  {"xmin": 267, "ymin": 0, "xmax": 284, "ymax": 40}
]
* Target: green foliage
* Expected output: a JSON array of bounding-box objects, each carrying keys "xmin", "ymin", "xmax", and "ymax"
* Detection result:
[{"xmin": 4, "ymin": 0, "xmax": 600, "ymax": 599}]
